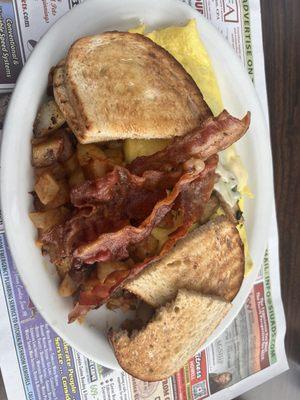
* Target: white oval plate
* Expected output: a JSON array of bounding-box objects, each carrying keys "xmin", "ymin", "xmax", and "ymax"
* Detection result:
[{"xmin": 1, "ymin": 0, "xmax": 273, "ymax": 370}]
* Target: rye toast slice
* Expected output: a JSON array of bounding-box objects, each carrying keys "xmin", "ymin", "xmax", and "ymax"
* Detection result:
[
  {"xmin": 110, "ymin": 289, "xmax": 231, "ymax": 381},
  {"xmin": 54, "ymin": 31, "xmax": 212, "ymax": 143},
  {"xmin": 125, "ymin": 216, "xmax": 244, "ymax": 306}
]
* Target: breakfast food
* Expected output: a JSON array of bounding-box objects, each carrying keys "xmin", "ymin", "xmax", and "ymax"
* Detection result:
[
  {"xmin": 125, "ymin": 216, "xmax": 245, "ymax": 307},
  {"xmin": 109, "ymin": 290, "xmax": 231, "ymax": 382},
  {"xmin": 53, "ymin": 31, "xmax": 212, "ymax": 143},
  {"xmin": 30, "ymin": 20, "xmax": 252, "ymax": 380}
]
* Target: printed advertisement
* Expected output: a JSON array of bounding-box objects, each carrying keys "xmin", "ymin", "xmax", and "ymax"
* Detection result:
[{"xmin": 0, "ymin": 0, "xmax": 82, "ymax": 91}]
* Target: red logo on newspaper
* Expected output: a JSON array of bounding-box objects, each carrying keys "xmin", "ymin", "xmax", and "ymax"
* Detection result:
[
  {"xmin": 189, "ymin": 351, "xmax": 209, "ymax": 399},
  {"xmin": 194, "ymin": 1, "xmax": 205, "ymax": 15}
]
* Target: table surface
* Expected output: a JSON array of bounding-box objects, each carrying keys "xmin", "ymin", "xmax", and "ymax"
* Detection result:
[
  {"xmin": 0, "ymin": 0, "xmax": 299, "ymax": 398},
  {"xmin": 237, "ymin": 0, "xmax": 300, "ymax": 398}
]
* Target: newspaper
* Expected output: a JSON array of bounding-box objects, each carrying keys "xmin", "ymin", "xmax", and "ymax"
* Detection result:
[{"xmin": 0, "ymin": 0, "xmax": 288, "ymax": 399}]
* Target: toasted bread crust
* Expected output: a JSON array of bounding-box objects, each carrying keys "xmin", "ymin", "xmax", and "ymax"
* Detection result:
[
  {"xmin": 54, "ymin": 31, "xmax": 212, "ymax": 143},
  {"xmin": 110, "ymin": 290, "xmax": 231, "ymax": 381},
  {"xmin": 125, "ymin": 216, "xmax": 245, "ymax": 306},
  {"xmin": 53, "ymin": 61, "xmax": 84, "ymax": 137}
]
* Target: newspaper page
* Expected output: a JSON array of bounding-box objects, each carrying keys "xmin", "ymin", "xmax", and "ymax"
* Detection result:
[
  {"xmin": 0, "ymin": 0, "xmax": 288, "ymax": 399},
  {"xmin": 0, "ymin": 0, "xmax": 83, "ymax": 92}
]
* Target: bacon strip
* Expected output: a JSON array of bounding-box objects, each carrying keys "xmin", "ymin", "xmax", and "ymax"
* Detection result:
[
  {"xmin": 41, "ymin": 168, "xmax": 179, "ymax": 268},
  {"xmin": 73, "ymin": 169, "xmax": 203, "ymax": 264},
  {"xmin": 129, "ymin": 111, "xmax": 250, "ymax": 175},
  {"xmin": 41, "ymin": 209, "xmax": 130, "ymax": 270},
  {"xmin": 68, "ymin": 157, "xmax": 218, "ymax": 322},
  {"xmin": 70, "ymin": 167, "xmax": 181, "ymax": 223},
  {"xmin": 71, "ymin": 167, "xmax": 181, "ymax": 209},
  {"xmin": 41, "ymin": 166, "xmax": 205, "ymax": 274}
]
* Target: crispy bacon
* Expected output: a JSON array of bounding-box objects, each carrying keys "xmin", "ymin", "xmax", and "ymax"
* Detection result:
[
  {"xmin": 71, "ymin": 167, "xmax": 132, "ymax": 208},
  {"xmin": 68, "ymin": 157, "xmax": 218, "ymax": 322},
  {"xmin": 41, "ymin": 208, "xmax": 129, "ymax": 269},
  {"xmin": 73, "ymin": 168, "xmax": 203, "ymax": 264},
  {"xmin": 71, "ymin": 167, "xmax": 181, "ymax": 208},
  {"xmin": 70, "ymin": 167, "xmax": 180, "ymax": 223},
  {"xmin": 41, "ymin": 168, "xmax": 187, "ymax": 269},
  {"xmin": 129, "ymin": 111, "xmax": 250, "ymax": 175}
]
